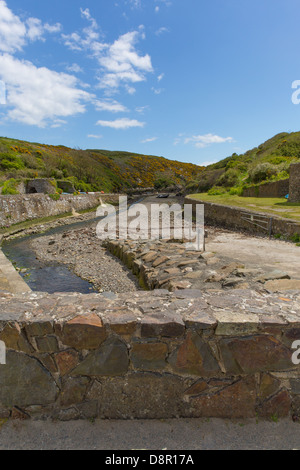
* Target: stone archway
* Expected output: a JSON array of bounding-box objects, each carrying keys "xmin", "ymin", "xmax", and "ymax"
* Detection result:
[
  {"xmin": 26, "ymin": 179, "xmax": 56, "ymax": 194},
  {"xmin": 28, "ymin": 187, "xmax": 38, "ymax": 194}
]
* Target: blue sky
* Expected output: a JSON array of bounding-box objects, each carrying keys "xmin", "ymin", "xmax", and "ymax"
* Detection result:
[{"xmin": 0, "ymin": 0, "xmax": 300, "ymax": 166}]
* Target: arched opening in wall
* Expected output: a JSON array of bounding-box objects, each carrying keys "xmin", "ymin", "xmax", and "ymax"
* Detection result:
[{"xmin": 28, "ymin": 187, "xmax": 38, "ymax": 194}]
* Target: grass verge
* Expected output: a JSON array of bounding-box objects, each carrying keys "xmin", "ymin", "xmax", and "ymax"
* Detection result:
[{"xmin": 188, "ymin": 193, "xmax": 300, "ymax": 221}]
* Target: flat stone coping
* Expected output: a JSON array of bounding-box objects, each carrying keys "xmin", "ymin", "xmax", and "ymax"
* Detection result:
[{"xmin": 0, "ymin": 288, "xmax": 298, "ymax": 329}]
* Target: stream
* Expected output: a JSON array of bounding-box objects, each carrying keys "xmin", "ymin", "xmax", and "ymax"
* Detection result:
[
  {"xmin": 1, "ymin": 196, "xmax": 146, "ymax": 294},
  {"xmin": 1, "ymin": 216, "xmax": 102, "ymax": 294}
]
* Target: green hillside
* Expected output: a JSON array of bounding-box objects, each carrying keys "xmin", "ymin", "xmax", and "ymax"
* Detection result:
[
  {"xmin": 0, "ymin": 137, "xmax": 202, "ymax": 194},
  {"xmin": 186, "ymin": 131, "xmax": 300, "ymax": 195}
]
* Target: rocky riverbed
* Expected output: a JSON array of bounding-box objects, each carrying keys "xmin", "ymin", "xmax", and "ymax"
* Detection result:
[
  {"xmin": 30, "ymin": 224, "xmax": 140, "ymax": 293},
  {"xmin": 30, "ymin": 223, "xmax": 299, "ymax": 294}
]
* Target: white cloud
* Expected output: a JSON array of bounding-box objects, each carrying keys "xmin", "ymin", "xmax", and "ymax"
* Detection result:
[
  {"xmin": 51, "ymin": 119, "xmax": 67, "ymax": 128},
  {"xmin": 62, "ymin": 8, "xmax": 105, "ymax": 52},
  {"xmin": 141, "ymin": 137, "xmax": 157, "ymax": 143},
  {"xmin": 155, "ymin": 6, "xmax": 160, "ymax": 13},
  {"xmin": 66, "ymin": 63, "xmax": 83, "ymax": 73},
  {"xmin": 136, "ymin": 105, "xmax": 149, "ymax": 113},
  {"xmin": 200, "ymin": 159, "xmax": 221, "ymax": 167},
  {"xmin": 98, "ymin": 31, "xmax": 153, "ymax": 91},
  {"xmin": 151, "ymin": 87, "xmax": 163, "ymax": 94},
  {"xmin": 0, "ymin": 0, "xmax": 26, "ymax": 52},
  {"xmin": 125, "ymin": 85, "xmax": 136, "ymax": 95},
  {"xmin": 26, "ymin": 18, "xmax": 45, "ymax": 42},
  {"xmin": 0, "ymin": 1, "xmax": 61, "ymax": 52},
  {"xmin": 63, "ymin": 10, "xmax": 153, "ymax": 93},
  {"xmin": 0, "ymin": 53, "xmax": 93, "ymax": 127},
  {"xmin": 96, "ymin": 118, "xmax": 145, "ymax": 129},
  {"xmin": 184, "ymin": 133, "xmax": 234, "ymax": 148},
  {"xmin": 44, "ymin": 23, "xmax": 62, "ymax": 34},
  {"xmin": 88, "ymin": 134, "xmax": 103, "ymax": 139},
  {"xmin": 0, "ymin": 2, "xmax": 151, "ymax": 128},
  {"xmin": 95, "ymin": 99, "xmax": 128, "ymax": 113},
  {"xmin": 128, "ymin": 0, "xmax": 142, "ymax": 8},
  {"xmin": 157, "ymin": 73, "xmax": 164, "ymax": 82},
  {"xmin": 155, "ymin": 27, "xmax": 170, "ymax": 36}
]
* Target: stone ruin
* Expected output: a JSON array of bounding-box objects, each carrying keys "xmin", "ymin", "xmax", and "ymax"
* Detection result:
[
  {"xmin": 25, "ymin": 179, "xmax": 75, "ymax": 195},
  {"xmin": 26, "ymin": 179, "xmax": 56, "ymax": 195}
]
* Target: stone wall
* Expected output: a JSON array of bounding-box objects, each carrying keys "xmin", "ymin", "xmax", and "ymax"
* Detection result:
[
  {"xmin": 127, "ymin": 187, "xmax": 156, "ymax": 195},
  {"xmin": 185, "ymin": 196, "xmax": 300, "ymax": 237},
  {"xmin": 0, "ymin": 289, "xmax": 299, "ymax": 420},
  {"xmin": 56, "ymin": 181, "xmax": 75, "ymax": 194},
  {"xmin": 242, "ymin": 179, "xmax": 290, "ymax": 198},
  {"xmin": 0, "ymin": 193, "xmax": 120, "ymax": 228},
  {"xmin": 289, "ymin": 162, "xmax": 300, "ymax": 203}
]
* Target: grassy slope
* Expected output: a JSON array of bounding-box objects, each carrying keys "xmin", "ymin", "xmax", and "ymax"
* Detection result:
[
  {"xmin": 187, "ymin": 131, "xmax": 300, "ymax": 193},
  {"xmin": 189, "ymin": 193, "xmax": 300, "ymax": 221},
  {"xmin": 0, "ymin": 137, "xmax": 202, "ymax": 193}
]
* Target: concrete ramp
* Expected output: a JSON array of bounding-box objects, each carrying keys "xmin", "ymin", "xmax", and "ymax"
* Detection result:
[{"xmin": 0, "ymin": 250, "xmax": 31, "ymax": 293}]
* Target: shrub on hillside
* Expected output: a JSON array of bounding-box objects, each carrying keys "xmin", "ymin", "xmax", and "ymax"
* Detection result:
[
  {"xmin": 185, "ymin": 181, "xmax": 200, "ymax": 193},
  {"xmin": 280, "ymin": 141, "xmax": 300, "ymax": 158},
  {"xmin": 192, "ymin": 169, "xmax": 226, "ymax": 192},
  {"xmin": 207, "ymin": 186, "xmax": 228, "ymax": 195},
  {"xmin": 1, "ymin": 178, "xmax": 19, "ymax": 195},
  {"xmin": 154, "ymin": 176, "xmax": 175, "ymax": 189},
  {"xmin": 228, "ymin": 186, "xmax": 243, "ymax": 196},
  {"xmin": 226, "ymin": 160, "xmax": 248, "ymax": 172},
  {"xmin": 216, "ymin": 168, "xmax": 240, "ymax": 187},
  {"xmin": 269, "ymin": 170, "xmax": 289, "ymax": 181},
  {"xmin": 248, "ymin": 163, "xmax": 278, "ymax": 183},
  {"xmin": 0, "ymin": 153, "xmax": 24, "ymax": 171},
  {"xmin": 265, "ymin": 155, "xmax": 291, "ymax": 165},
  {"xmin": 49, "ymin": 193, "xmax": 61, "ymax": 201}
]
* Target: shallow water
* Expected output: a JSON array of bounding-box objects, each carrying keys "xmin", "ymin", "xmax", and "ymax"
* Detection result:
[
  {"xmin": 2, "ymin": 197, "xmax": 145, "ymax": 294},
  {"xmin": 1, "ymin": 198, "xmax": 143, "ymax": 294},
  {"xmin": 2, "ymin": 217, "xmax": 100, "ymax": 294}
]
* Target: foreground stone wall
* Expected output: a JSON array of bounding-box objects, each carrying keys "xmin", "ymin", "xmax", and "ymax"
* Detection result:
[
  {"xmin": 185, "ymin": 196, "xmax": 300, "ymax": 237},
  {"xmin": 242, "ymin": 179, "xmax": 290, "ymax": 198},
  {"xmin": 0, "ymin": 193, "xmax": 120, "ymax": 228},
  {"xmin": 289, "ymin": 162, "xmax": 300, "ymax": 203},
  {"xmin": 0, "ymin": 289, "xmax": 299, "ymax": 420}
]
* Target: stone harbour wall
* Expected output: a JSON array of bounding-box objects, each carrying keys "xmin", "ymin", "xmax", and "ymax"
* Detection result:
[
  {"xmin": 0, "ymin": 289, "xmax": 299, "ymax": 420},
  {"xmin": 289, "ymin": 162, "xmax": 300, "ymax": 203},
  {"xmin": 185, "ymin": 196, "xmax": 300, "ymax": 237},
  {"xmin": 242, "ymin": 179, "xmax": 290, "ymax": 198},
  {"xmin": 0, "ymin": 193, "xmax": 120, "ymax": 228}
]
